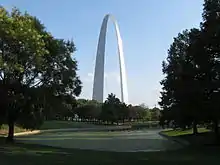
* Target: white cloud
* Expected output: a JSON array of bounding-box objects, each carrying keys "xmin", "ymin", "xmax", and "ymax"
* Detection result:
[
  {"xmin": 87, "ymin": 73, "xmax": 93, "ymax": 77},
  {"xmin": 83, "ymin": 72, "xmax": 93, "ymax": 83}
]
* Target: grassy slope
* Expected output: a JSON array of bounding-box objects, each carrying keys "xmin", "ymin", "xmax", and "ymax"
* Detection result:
[
  {"xmin": 1, "ymin": 121, "xmax": 160, "ymax": 134},
  {"xmin": 40, "ymin": 121, "xmax": 98, "ymax": 130},
  {"xmin": 0, "ymin": 125, "xmax": 27, "ymax": 136},
  {"xmin": 0, "ymin": 121, "xmax": 98, "ymax": 135},
  {"xmin": 160, "ymin": 128, "xmax": 218, "ymax": 146},
  {"xmin": 0, "ymin": 137, "xmax": 219, "ymax": 165},
  {"xmin": 161, "ymin": 128, "xmax": 211, "ymax": 137}
]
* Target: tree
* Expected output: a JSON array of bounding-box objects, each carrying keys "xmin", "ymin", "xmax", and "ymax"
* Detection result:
[
  {"xmin": 159, "ymin": 0, "xmax": 220, "ymax": 138},
  {"xmin": 134, "ymin": 106, "xmax": 147, "ymax": 121},
  {"xmin": 51, "ymin": 95, "xmax": 77, "ymax": 120},
  {"xmin": 117, "ymin": 103, "xmax": 129, "ymax": 123},
  {"xmin": 0, "ymin": 7, "xmax": 82, "ymax": 141},
  {"xmin": 199, "ymin": 0, "xmax": 220, "ymax": 137},
  {"xmin": 75, "ymin": 99, "xmax": 101, "ymax": 121},
  {"xmin": 100, "ymin": 93, "xmax": 121, "ymax": 124},
  {"xmin": 159, "ymin": 29, "xmax": 203, "ymax": 133},
  {"xmin": 150, "ymin": 107, "xmax": 161, "ymax": 121},
  {"xmin": 128, "ymin": 105, "xmax": 138, "ymax": 121}
]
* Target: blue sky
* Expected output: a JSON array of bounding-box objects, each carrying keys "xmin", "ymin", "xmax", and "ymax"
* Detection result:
[{"xmin": 1, "ymin": 0, "xmax": 204, "ymax": 107}]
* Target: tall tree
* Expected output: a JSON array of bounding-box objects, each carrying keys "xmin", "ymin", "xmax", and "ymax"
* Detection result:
[
  {"xmin": 159, "ymin": 29, "xmax": 202, "ymax": 133},
  {"xmin": 199, "ymin": 0, "xmax": 220, "ymax": 137},
  {"xmin": 100, "ymin": 93, "xmax": 121, "ymax": 124},
  {"xmin": 0, "ymin": 7, "xmax": 82, "ymax": 141}
]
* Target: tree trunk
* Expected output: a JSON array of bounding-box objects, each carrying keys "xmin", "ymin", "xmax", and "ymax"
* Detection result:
[
  {"xmin": 6, "ymin": 120, "xmax": 14, "ymax": 143},
  {"xmin": 193, "ymin": 120, "xmax": 198, "ymax": 135}
]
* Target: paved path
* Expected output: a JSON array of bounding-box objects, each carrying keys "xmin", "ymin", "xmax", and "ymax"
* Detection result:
[{"xmin": 16, "ymin": 129, "xmax": 182, "ymax": 152}]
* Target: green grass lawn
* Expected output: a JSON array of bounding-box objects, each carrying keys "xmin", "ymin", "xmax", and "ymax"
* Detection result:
[
  {"xmin": 0, "ymin": 121, "xmax": 99, "ymax": 136},
  {"xmin": 39, "ymin": 120, "xmax": 99, "ymax": 130},
  {"xmin": 161, "ymin": 128, "xmax": 211, "ymax": 137},
  {"xmin": 0, "ymin": 121, "xmax": 160, "ymax": 136},
  {"xmin": 160, "ymin": 128, "xmax": 218, "ymax": 146},
  {"xmin": 0, "ymin": 125, "xmax": 27, "ymax": 136},
  {"xmin": 0, "ymin": 137, "xmax": 220, "ymax": 165}
]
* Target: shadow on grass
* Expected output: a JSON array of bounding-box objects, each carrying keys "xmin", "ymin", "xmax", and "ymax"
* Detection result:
[
  {"xmin": 1, "ymin": 137, "xmax": 220, "ymax": 165},
  {"xmin": 161, "ymin": 128, "xmax": 220, "ymax": 148}
]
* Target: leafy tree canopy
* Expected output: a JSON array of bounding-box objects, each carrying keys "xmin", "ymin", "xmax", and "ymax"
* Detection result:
[{"xmin": 0, "ymin": 7, "xmax": 82, "ymax": 141}]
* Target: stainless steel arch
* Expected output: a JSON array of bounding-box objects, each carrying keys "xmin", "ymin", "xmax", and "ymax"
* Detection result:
[{"xmin": 92, "ymin": 14, "xmax": 128, "ymax": 103}]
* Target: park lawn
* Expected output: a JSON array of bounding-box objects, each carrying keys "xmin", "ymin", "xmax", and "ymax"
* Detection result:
[
  {"xmin": 161, "ymin": 128, "xmax": 211, "ymax": 137},
  {"xmin": 0, "ymin": 137, "xmax": 220, "ymax": 165},
  {"xmin": 1, "ymin": 120, "xmax": 160, "ymax": 135},
  {"xmin": 160, "ymin": 128, "xmax": 219, "ymax": 146},
  {"xmin": 39, "ymin": 120, "xmax": 99, "ymax": 130},
  {"xmin": 0, "ymin": 125, "xmax": 27, "ymax": 136},
  {"xmin": 0, "ymin": 121, "xmax": 98, "ymax": 136}
]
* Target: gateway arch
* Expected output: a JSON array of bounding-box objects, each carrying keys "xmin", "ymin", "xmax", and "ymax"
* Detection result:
[{"xmin": 92, "ymin": 14, "xmax": 128, "ymax": 103}]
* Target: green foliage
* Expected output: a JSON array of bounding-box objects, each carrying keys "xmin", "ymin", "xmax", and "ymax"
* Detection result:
[
  {"xmin": 100, "ymin": 93, "xmax": 122, "ymax": 123},
  {"xmin": 72, "ymin": 93, "xmax": 159, "ymax": 124},
  {"xmin": 150, "ymin": 107, "xmax": 161, "ymax": 121},
  {"xmin": 0, "ymin": 7, "xmax": 82, "ymax": 141},
  {"xmin": 75, "ymin": 100, "xmax": 101, "ymax": 120},
  {"xmin": 159, "ymin": 0, "xmax": 220, "ymax": 137}
]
